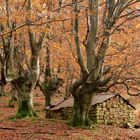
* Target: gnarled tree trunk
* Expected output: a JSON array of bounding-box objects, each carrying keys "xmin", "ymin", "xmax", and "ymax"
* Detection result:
[
  {"xmin": 72, "ymin": 91, "xmax": 94, "ymax": 126},
  {"xmin": 12, "ymin": 75, "xmax": 36, "ymax": 118},
  {"xmin": 69, "ymin": 0, "xmax": 98, "ymax": 126},
  {"xmin": 38, "ymin": 46, "xmax": 63, "ymax": 117},
  {"xmin": 10, "ymin": 0, "xmax": 46, "ymax": 118}
]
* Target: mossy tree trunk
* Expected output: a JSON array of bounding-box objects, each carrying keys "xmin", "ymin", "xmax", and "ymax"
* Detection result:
[
  {"xmin": 44, "ymin": 90, "xmax": 51, "ymax": 107},
  {"xmin": 18, "ymin": 99, "xmax": 34, "ymax": 118},
  {"xmin": 12, "ymin": 76, "xmax": 35, "ymax": 118},
  {"xmin": 39, "ymin": 77, "xmax": 63, "ymax": 117},
  {"xmin": 11, "ymin": 50, "xmax": 41, "ymax": 118},
  {"xmin": 69, "ymin": 0, "xmax": 98, "ymax": 127},
  {"xmin": 17, "ymin": 91, "xmax": 35, "ymax": 118},
  {"xmin": 69, "ymin": 0, "xmax": 118, "ymax": 127},
  {"xmin": 38, "ymin": 47, "xmax": 63, "ymax": 117},
  {"xmin": 39, "ymin": 46, "xmax": 61, "ymax": 106},
  {"xmin": 40, "ymin": 84, "xmax": 54, "ymax": 118},
  {"xmin": 39, "ymin": 82, "xmax": 52, "ymax": 107},
  {"xmin": 9, "ymin": 0, "xmax": 46, "ymax": 118},
  {"xmin": 70, "ymin": 86, "xmax": 94, "ymax": 126}
]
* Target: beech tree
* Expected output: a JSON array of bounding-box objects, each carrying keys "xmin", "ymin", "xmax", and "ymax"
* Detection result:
[
  {"xmin": 0, "ymin": 0, "xmax": 16, "ymax": 96},
  {"xmin": 38, "ymin": 46, "xmax": 63, "ymax": 110},
  {"xmin": 0, "ymin": 0, "xmax": 80, "ymax": 118},
  {"xmin": 11, "ymin": 0, "xmax": 47, "ymax": 118},
  {"xmin": 68, "ymin": 0, "xmax": 140, "ymax": 126},
  {"xmin": 37, "ymin": 1, "xmax": 66, "ymax": 118},
  {"xmin": 0, "ymin": 0, "xmax": 47, "ymax": 118}
]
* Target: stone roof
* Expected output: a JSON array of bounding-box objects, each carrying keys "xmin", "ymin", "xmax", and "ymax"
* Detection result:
[{"xmin": 48, "ymin": 93, "xmax": 135, "ymax": 111}]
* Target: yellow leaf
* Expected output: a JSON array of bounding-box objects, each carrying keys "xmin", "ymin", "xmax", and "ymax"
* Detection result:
[{"xmin": 136, "ymin": 24, "xmax": 140, "ymax": 28}]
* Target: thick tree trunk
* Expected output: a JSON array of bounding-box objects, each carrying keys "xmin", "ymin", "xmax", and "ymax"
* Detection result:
[
  {"xmin": 12, "ymin": 76, "xmax": 36, "ymax": 118},
  {"xmin": 38, "ymin": 82, "xmax": 52, "ymax": 107},
  {"xmin": 45, "ymin": 92, "xmax": 51, "ymax": 107},
  {"xmin": 17, "ymin": 92, "xmax": 34, "ymax": 118},
  {"xmin": 45, "ymin": 92, "xmax": 52, "ymax": 118},
  {"xmin": 39, "ymin": 84, "xmax": 53, "ymax": 118},
  {"xmin": 71, "ymin": 91, "xmax": 94, "ymax": 126},
  {"xmin": 16, "ymin": 89, "xmax": 35, "ymax": 118},
  {"xmin": 38, "ymin": 80, "xmax": 63, "ymax": 117}
]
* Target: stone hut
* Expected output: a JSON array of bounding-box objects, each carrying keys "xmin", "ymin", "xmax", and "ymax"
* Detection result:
[{"xmin": 47, "ymin": 93, "xmax": 136, "ymax": 127}]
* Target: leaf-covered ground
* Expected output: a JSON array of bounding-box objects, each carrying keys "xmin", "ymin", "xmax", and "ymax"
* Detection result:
[{"xmin": 0, "ymin": 92, "xmax": 140, "ymax": 140}]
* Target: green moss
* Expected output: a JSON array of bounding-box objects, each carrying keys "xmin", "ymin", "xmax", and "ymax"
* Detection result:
[
  {"xmin": 12, "ymin": 100, "xmax": 37, "ymax": 119},
  {"xmin": 16, "ymin": 108, "xmax": 37, "ymax": 118},
  {"xmin": 15, "ymin": 111, "xmax": 30, "ymax": 118},
  {"xmin": 8, "ymin": 117, "xmax": 17, "ymax": 122},
  {"xmin": 68, "ymin": 118, "xmax": 97, "ymax": 130},
  {"xmin": 9, "ymin": 113, "xmax": 37, "ymax": 122},
  {"xmin": 68, "ymin": 116, "xmax": 94, "ymax": 128},
  {"xmin": 68, "ymin": 118, "xmax": 82, "ymax": 126}
]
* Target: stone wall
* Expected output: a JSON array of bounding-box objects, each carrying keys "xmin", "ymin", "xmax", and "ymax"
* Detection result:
[
  {"xmin": 48, "ymin": 96, "xmax": 136, "ymax": 127},
  {"xmin": 89, "ymin": 96, "xmax": 136, "ymax": 127}
]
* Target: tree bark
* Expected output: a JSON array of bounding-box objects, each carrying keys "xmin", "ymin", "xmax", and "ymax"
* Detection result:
[
  {"xmin": 45, "ymin": 93, "xmax": 51, "ymax": 107},
  {"xmin": 17, "ymin": 93, "xmax": 34, "ymax": 118},
  {"xmin": 38, "ymin": 46, "xmax": 63, "ymax": 117},
  {"xmin": 70, "ymin": 0, "xmax": 98, "ymax": 127},
  {"xmin": 38, "ymin": 82, "xmax": 52, "ymax": 107},
  {"xmin": 12, "ymin": 76, "xmax": 36, "ymax": 118},
  {"xmin": 71, "ymin": 89, "xmax": 94, "ymax": 126}
]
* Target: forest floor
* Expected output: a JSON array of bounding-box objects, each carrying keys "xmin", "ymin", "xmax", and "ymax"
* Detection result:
[{"xmin": 0, "ymin": 88, "xmax": 140, "ymax": 140}]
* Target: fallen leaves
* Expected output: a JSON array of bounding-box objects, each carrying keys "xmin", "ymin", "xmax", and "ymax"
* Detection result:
[{"xmin": 0, "ymin": 93, "xmax": 140, "ymax": 140}]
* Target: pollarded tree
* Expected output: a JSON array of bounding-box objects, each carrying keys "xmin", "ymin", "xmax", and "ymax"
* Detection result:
[
  {"xmin": 38, "ymin": 45, "xmax": 64, "ymax": 108},
  {"xmin": 0, "ymin": 0, "xmax": 48, "ymax": 118},
  {"xmin": 37, "ymin": 1, "xmax": 64, "ymax": 116},
  {"xmin": 68, "ymin": 0, "xmax": 140, "ymax": 126},
  {"xmin": 11, "ymin": 0, "xmax": 47, "ymax": 118}
]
